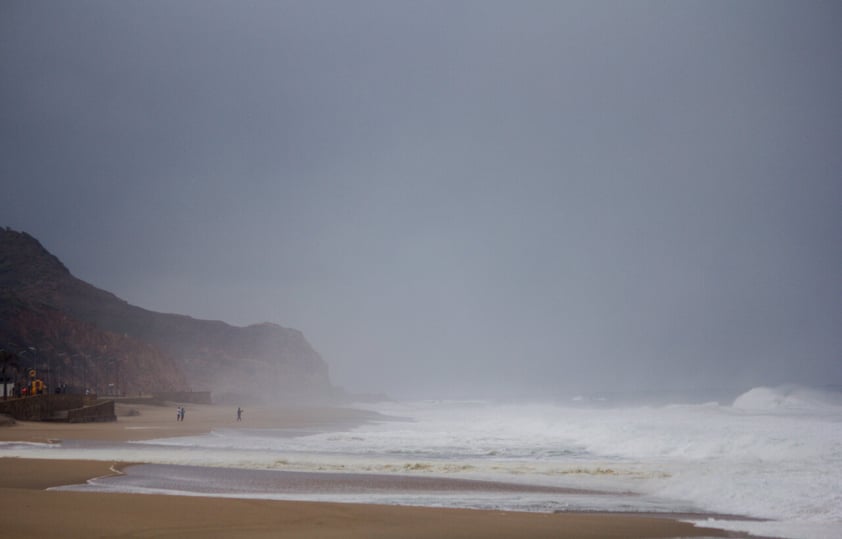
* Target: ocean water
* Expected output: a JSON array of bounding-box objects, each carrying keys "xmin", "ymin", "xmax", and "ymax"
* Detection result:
[{"xmin": 3, "ymin": 385, "xmax": 841, "ymax": 539}]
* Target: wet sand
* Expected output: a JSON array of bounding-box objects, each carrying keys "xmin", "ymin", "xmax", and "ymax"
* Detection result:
[
  {"xmin": 61, "ymin": 461, "xmax": 615, "ymax": 499},
  {"xmin": 0, "ymin": 404, "xmax": 757, "ymax": 538}
]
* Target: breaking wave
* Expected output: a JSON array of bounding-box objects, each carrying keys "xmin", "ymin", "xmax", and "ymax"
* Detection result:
[{"xmin": 732, "ymin": 385, "xmax": 842, "ymax": 412}]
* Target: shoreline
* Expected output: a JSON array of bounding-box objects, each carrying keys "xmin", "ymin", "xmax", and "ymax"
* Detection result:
[
  {"xmin": 0, "ymin": 458, "xmax": 757, "ymax": 538},
  {"xmin": 0, "ymin": 403, "xmax": 767, "ymax": 538}
]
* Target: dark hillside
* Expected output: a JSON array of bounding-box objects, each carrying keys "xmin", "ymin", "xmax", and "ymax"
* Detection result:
[{"xmin": 0, "ymin": 228, "xmax": 335, "ymax": 401}]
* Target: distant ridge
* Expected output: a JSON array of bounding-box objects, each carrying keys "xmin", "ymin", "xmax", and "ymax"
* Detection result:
[{"xmin": 0, "ymin": 228, "xmax": 337, "ymax": 402}]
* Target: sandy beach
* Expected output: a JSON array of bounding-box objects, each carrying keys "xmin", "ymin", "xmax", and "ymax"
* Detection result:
[
  {"xmin": 0, "ymin": 403, "xmax": 754, "ymax": 538},
  {"xmin": 0, "ymin": 400, "xmax": 378, "ymax": 443}
]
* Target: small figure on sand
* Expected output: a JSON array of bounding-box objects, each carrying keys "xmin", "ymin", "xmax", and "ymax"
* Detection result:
[
  {"xmin": 176, "ymin": 406, "xmax": 185, "ymax": 422},
  {"xmin": 236, "ymin": 407, "xmax": 243, "ymax": 421}
]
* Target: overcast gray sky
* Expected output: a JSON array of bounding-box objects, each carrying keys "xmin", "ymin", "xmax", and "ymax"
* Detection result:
[{"xmin": 2, "ymin": 1, "xmax": 840, "ymax": 399}]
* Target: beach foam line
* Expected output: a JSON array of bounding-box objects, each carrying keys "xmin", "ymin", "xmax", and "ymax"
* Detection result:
[{"xmin": 79, "ymin": 463, "xmax": 619, "ymax": 496}]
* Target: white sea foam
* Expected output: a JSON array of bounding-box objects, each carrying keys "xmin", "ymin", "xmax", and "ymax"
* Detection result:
[
  {"xmin": 3, "ymin": 385, "xmax": 841, "ymax": 539},
  {"xmin": 733, "ymin": 385, "xmax": 842, "ymax": 411}
]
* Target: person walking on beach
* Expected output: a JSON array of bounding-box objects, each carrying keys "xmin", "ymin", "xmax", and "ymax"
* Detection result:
[{"xmin": 236, "ymin": 407, "xmax": 243, "ymax": 421}]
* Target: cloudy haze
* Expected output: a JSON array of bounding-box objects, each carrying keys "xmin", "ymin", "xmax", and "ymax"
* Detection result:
[{"xmin": 2, "ymin": 1, "xmax": 840, "ymax": 398}]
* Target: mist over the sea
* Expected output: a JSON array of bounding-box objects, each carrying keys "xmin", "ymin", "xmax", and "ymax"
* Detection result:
[{"xmin": 2, "ymin": 1, "xmax": 840, "ymax": 399}]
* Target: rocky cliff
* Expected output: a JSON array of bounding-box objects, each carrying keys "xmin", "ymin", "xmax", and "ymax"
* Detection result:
[{"xmin": 0, "ymin": 228, "xmax": 336, "ymax": 401}]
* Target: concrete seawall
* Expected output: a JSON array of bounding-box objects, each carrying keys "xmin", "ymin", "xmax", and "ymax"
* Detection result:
[{"xmin": 0, "ymin": 394, "xmax": 115, "ymax": 422}]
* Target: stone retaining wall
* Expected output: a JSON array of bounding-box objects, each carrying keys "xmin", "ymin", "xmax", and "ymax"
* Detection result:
[{"xmin": 0, "ymin": 394, "xmax": 103, "ymax": 421}]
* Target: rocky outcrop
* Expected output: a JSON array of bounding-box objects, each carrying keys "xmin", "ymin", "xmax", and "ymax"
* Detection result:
[{"xmin": 0, "ymin": 228, "xmax": 336, "ymax": 401}]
